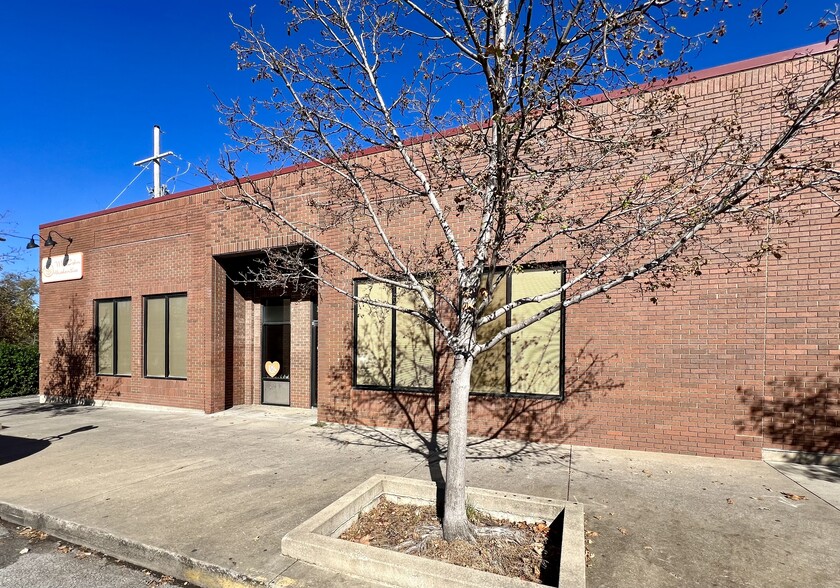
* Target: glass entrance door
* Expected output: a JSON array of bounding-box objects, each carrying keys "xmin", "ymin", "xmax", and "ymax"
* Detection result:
[{"xmin": 262, "ymin": 299, "xmax": 291, "ymax": 406}]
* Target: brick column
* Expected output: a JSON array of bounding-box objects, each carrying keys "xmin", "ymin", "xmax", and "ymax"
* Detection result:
[{"xmin": 290, "ymin": 300, "xmax": 312, "ymax": 408}]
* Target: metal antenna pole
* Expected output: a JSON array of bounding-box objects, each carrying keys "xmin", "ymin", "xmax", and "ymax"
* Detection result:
[
  {"xmin": 134, "ymin": 125, "xmax": 175, "ymax": 199},
  {"xmin": 153, "ymin": 125, "xmax": 162, "ymax": 198}
]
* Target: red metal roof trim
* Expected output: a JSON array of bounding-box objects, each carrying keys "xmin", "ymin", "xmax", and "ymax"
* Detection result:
[{"xmin": 41, "ymin": 41, "xmax": 835, "ymax": 230}]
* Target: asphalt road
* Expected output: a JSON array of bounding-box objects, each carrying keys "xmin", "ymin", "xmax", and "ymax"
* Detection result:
[{"xmin": 0, "ymin": 519, "xmax": 194, "ymax": 588}]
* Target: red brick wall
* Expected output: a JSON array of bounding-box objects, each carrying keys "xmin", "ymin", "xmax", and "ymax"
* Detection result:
[
  {"xmin": 39, "ymin": 197, "xmax": 202, "ymax": 410},
  {"xmin": 38, "ymin": 49, "xmax": 840, "ymax": 458},
  {"xmin": 290, "ymin": 300, "xmax": 313, "ymax": 408}
]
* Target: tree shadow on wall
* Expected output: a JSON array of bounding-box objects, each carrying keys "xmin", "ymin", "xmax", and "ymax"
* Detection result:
[
  {"xmin": 737, "ymin": 367, "xmax": 840, "ymax": 469},
  {"xmin": 327, "ymin": 306, "xmax": 449, "ymax": 512},
  {"xmin": 322, "ymin": 324, "xmax": 623, "ymax": 507},
  {"xmin": 42, "ymin": 298, "xmax": 120, "ymax": 406},
  {"xmin": 467, "ymin": 343, "xmax": 624, "ymax": 449}
]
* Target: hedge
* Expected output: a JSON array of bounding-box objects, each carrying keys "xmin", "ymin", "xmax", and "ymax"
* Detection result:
[{"xmin": 0, "ymin": 342, "xmax": 39, "ymax": 398}]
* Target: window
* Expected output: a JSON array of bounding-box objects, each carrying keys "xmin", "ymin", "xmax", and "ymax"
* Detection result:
[
  {"xmin": 471, "ymin": 266, "xmax": 565, "ymax": 397},
  {"xmin": 144, "ymin": 294, "xmax": 187, "ymax": 379},
  {"xmin": 96, "ymin": 298, "xmax": 131, "ymax": 376},
  {"xmin": 354, "ymin": 281, "xmax": 434, "ymax": 391}
]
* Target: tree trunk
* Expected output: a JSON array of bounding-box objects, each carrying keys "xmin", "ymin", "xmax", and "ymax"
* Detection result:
[{"xmin": 442, "ymin": 353, "xmax": 476, "ymax": 542}]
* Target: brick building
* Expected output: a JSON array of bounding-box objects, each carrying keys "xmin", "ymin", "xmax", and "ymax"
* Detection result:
[{"xmin": 37, "ymin": 44, "xmax": 840, "ymax": 460}]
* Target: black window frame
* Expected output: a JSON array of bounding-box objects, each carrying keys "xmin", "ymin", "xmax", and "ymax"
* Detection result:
[
  {"xmin": 470, "ymin": 262, "xmax": 566, "ymax": 400},
  {"xmin": 95, "ymin": 297, "xmax": 132, "ymax": 377},
  {"xmin": 352, "ymin": 280, "xmax": 436, "ymax": 393},
  {"xmin": 143, "ymin": 293, "xmax": 187, "ymax": 380}
]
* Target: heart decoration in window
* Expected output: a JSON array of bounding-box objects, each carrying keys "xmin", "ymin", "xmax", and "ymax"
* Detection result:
[{"xmin": 265, "ymin": 361, "xmax": 281, "ymax": 378}]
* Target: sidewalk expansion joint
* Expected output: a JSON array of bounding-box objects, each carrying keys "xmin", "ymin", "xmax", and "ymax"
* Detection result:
[{"xmin": 765, "ymin": 461, "xmax": 840, "ymax": 513}]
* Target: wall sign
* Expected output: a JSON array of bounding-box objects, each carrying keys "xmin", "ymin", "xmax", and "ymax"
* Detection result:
[{"xmin": 41, "ymin": 252, "xmax": 83, "ymax": 283}]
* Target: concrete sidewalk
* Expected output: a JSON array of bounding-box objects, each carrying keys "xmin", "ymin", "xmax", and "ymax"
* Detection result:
[{"xmin": 0, "ymin": 396, "xmax": 838, "ymax": 587}]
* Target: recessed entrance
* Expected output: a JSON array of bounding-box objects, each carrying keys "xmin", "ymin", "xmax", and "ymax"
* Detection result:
[
  {"xmin": 216, "ymin": 250, "xmax": 318, "ymax": 410},
  {"xmin": 262, "ymin": 298, "xmax": 291, "ymax": 406}
]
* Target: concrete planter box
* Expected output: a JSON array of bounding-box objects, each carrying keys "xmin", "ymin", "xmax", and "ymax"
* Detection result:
[{"xmin": 281, "ymin": 475, "xmax": 585, "ymax": 588}]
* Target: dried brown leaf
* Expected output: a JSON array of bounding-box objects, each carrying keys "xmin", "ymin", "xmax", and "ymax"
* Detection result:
[
  {"xmin": 339, "ymin": 499, "xmax": 554, "ymax": 583},
  {"xmin": 19, "ymin": 528, "xmax": 48, "ymax": 541}
]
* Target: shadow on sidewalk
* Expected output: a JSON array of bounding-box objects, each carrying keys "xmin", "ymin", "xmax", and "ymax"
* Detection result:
[
  {"xmin": 0, "ymin": 401, "xmax": 100, "ymax": 420},
  {"xmin": 771, "ymin": 461, "xmax": 840, "ymax": 484},
  {"xmin": 321, "ymin": 337, "xmax": 622, "ymax": 515},
  {"xmin": 0, "ymin": 434, "xmax": 50, "ymax": 466},
  {"xmin": 0, "ymin": 426, "xmax": 98, "ymax": 466}
]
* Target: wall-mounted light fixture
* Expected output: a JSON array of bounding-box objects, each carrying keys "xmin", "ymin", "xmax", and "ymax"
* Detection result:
[
  {"xmin": 46, "ymin": 231, "xmax": 73, "ymax": 268},
  {"xmin": 20, "ymin": 231, "xmax": 74, "ymax": 268},
  {"xmin": 1, "ymin": 233, "xmax": 42, "ymax": 248},
  {"xmin": 1, "ymin": 231, "xmax": 74, "ymax": 267},
  {"xmin": 43, "ymin": 231, "xmax": 72, "ymax": 248}
]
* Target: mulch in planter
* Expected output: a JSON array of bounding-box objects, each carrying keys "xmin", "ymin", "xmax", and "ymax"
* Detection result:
[{"xmin": 339, "ymin": 499, "xmax": 562, "ymax": 585}]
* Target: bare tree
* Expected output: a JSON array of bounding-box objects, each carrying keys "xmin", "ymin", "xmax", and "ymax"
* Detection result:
[
  {"xmin": 0, "ymin": 213, "xmax": 24, "ymax": 275},
  {"xmin": 217, "ymin": 0, "xmax": 840, "ymax": 541}
]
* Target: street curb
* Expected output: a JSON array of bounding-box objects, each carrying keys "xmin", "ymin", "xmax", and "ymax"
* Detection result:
[{"xmin": 0, "ymin": 501, "xmax": 266, "ymax": 588}]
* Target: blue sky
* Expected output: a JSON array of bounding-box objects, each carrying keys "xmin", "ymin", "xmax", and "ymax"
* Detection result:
[{"xmin": 0, "ymin": 1, "xmax": 834, "ymax": 275}]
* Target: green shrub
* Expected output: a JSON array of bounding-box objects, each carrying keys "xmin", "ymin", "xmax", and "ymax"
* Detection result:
[{"xmin": 0, "ymin": 342, "xmax": 39, "ymax": 398}]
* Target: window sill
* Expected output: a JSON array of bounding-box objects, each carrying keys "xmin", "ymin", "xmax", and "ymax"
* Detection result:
[
  {"xmin": 352, "ymin": 385, "xmax": 434, "ymax": 395},
  {"xmin": 143, "ymin": 376, "xmax": 187, "ymax": 381},
  {"xmin": 469, "ymin": 390, "xmax": 565, "ymax": 401}
]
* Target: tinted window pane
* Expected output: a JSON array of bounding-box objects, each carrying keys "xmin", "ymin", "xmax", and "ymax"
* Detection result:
[
  {"xmin": 116, "ymin": 299, "xmax": 132, "ymax": 375},
  {"xmin": 145, "ymin": 298, "xmax": 166, "ymax": 377},
  {"xmin": 510, "ymin": 270, "xmax": 561, "ymax": 395},
  {"xmin": 263, "ymin": 323, "xmax": 291, "ymax": 380},
  {"xmin": 97, "ymin": 301, "xmax": 114, "ymax": 375},
  {"xmin": 355, "ymin": 282, "xmax": 392, "ymax": 387},
  {"xmin": 471, "ymin": 275, "xmax": 507, "ymax": 394},
  {"xmin": 168, "ymin": 296, "xmax": 187, "ymax": 378},
  {"xmin": 395, "ymin": 288, "xmax": 434, "ymax": 389},
  {"xmin": 264, "ymin": 299, "xmax": 290, "ymax": 323}
]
